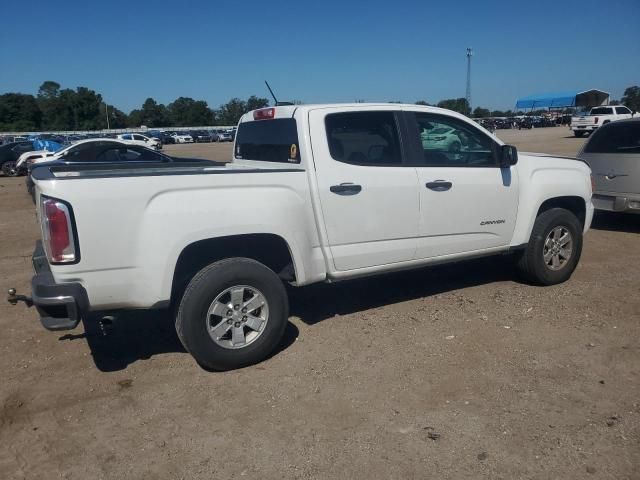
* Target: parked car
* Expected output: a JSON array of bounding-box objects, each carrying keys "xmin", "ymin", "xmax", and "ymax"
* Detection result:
[
  {"xmin": 171, "ymin": 132, "xmax": 194, "ymax": 143},
  {"xmin": 191, "ymin": 130, "xmax": 212, "ymax": 143},
  {"xmin": 15, "ymin": 139, "xmax": 64, "ymax": 175},
  {"xmin": 571, "ymin": 105, "xmax": 634, "ymax": 137},
  {"xmin": 116, "ymin": 133, "xmax": 162, "ymax": 150},
  {"xmin": 419, "ymin": 123, "xmax": 464, "ymax": 152},
  {"xmin": 24, "ymin": 140, "xmax": 215, "ymax": 196},
  {"xmin": 16, "ymin": 103, "xmax": 594, "ymax": 371},
  {"xmin": 0, "ymin": 141, "xmax": 36, "ymax": 176},
  {"xmin": 160, "ymin": 132, "xmax": 176, "ymax": 144},
  {"xmin": 210, "ymin": 129, "xmax": 232, "ymax": 142},
  {"xmin": 578, "ymin": 118, "xmax": 640, "ymax": 214}
]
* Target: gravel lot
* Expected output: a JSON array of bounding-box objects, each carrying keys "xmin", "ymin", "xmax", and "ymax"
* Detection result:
[{"xmin": 1, "ymin": 126, "xmax": 638, "ymax": 479}]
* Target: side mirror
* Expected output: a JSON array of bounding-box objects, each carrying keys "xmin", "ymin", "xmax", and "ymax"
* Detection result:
[{"xmin": 500, "ymin": 144, "xmax": 518, "ymax": 168}]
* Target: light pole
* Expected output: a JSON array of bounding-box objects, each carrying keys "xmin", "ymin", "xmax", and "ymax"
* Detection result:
[
  {"xmin": 104, "ymin": 102, "xmax": 110, "ymax": 130},
  {"xmin": 466, "ymin": 48, "xmax": 473, "ymax": 112}
]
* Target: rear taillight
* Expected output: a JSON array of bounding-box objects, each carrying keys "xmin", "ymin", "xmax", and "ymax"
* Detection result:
[
  {"xmin": 41, "ymin": 197, "xmax": 77, "ymax": 263},
  {"xmin": 594, "ymin": 117, "xmax": 599, "ymax": 124},
  {"xmin": 253, "ymin": 108, "xmax": 276, "ymax": 120}
]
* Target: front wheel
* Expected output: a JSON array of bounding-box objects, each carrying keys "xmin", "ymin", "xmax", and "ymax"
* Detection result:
[
  {"xmin": 516, "ymin": 208, "xmax": 583, "ymax": 285},
  {"xmin": 176, "ymin": 258, "xmax": 288, "ymax": 370},
  {"xmin": 1, "ymin": 161, "xmax": 18, "ymax": 176}
]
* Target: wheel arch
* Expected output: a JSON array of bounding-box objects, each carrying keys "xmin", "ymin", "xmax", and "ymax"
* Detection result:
[
  {"xmin": 170, "ymin": 233, "xmax": 297, "ymax": 307},
  {"xmin": 536, "ymin": 196, "xmax": 586, "ymax": 227}
]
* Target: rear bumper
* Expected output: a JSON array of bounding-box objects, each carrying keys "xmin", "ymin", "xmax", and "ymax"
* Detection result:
[
  {"xmin": 592, "ymin": 193, "xmax": 640, "ymax": 214},
  {"xmin": 31, "ymin": 241, "xmax": 89, "ymax": 330},
  {"xmin": 571, "ymin": 125, "xmax": 597, "ymax": 131}
]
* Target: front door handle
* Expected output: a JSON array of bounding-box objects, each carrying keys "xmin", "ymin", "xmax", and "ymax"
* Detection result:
[
  {"xmin": 330, "ymin": 183, "xmax": 362, "ymax": 195},
  {"xmin": 426, "ymin": 180, "xmax": 452, "ymax": 191}
]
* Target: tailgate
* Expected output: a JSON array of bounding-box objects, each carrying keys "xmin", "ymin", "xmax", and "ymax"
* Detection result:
[{"xmin": 582, "ymin": 152, "xmax": 638, "ymax": 194}]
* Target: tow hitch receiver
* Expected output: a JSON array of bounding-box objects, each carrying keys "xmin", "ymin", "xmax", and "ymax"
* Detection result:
[{"xmin": 7, "ymin": 288, "xmax": 33, "ymax": 307}]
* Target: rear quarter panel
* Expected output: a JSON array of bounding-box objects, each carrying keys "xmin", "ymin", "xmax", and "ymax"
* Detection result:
[{"xmin": 36, "ymin": 170, "xmax": 325, "ymax": 309}]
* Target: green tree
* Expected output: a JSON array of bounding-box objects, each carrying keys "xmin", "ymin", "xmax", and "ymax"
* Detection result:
[
  {"xmin": 37, "ymin": 81, "xmax": 71, "ymax": 130},
  {"xmin": 108, "ymin": 106, "xmax": 129, "ymax": 129},
  {"xmin": 436, "ymin": 98, "xmax": 470, "ymax": 115},
  {"xmin": 246, "ymin": 95, "xmax": 269, "ymax": 112},
  {"xmin": 72, "ymin": 86, "xmax": 104, "ymax": 130},
  {"xmin": 128, "ymin": 98, "xmax": 170, "ymax": 127},
  {"xmin": 472, "ymin": 107, "xmax": 491, "ymax": 118},
  {"xmin": 218, "ymin": 98, "xmax": 247, "ymax": 125},
  {"xmin": 167, "ymin": 97, "xmax": 214, "ymax": 126},
  {"xmin": 415, "ymin": 100, "xmax": 431, "ymax": 106},
  {"xmin": 0, "ymin": 93, "xmax": 42, "ymax": 131},
  {"xmin": 621, "ymin": 86, "xmax": 640, "ymax": 112}
]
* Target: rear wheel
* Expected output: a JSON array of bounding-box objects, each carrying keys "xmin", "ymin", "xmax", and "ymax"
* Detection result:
[
  {"xmin": 516, "ymin": 208, "xmax": 583, "ymax": 285},
  {"xmin": 176, "ymin": 258, "xmax": 288, "ymax": 370}
]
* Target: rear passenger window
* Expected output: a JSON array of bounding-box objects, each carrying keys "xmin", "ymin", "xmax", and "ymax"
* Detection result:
[
  {"xmin": 235, "ymin": 119, "xmax": 300, "ymax": 163},
  {"xmin": 584, "ymin": 123, "xmax": 640, "ymax": 154},
  {"xmin": 325, "ymin": 111, "xmax": 401, "ymax": 165}
]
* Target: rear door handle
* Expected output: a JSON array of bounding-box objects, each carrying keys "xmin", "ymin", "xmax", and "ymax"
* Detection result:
[
  {"xmin": 330, "ymin": 183, "xmax": 362, "ymax": 195},
  {"xmin": 425, "ymin": 180, "xmax": 452, "ymax": 191}
]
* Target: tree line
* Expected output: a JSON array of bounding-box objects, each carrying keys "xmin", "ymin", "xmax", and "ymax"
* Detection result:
[
  {"xmin": 1, "ymin": 81, "xmax": 639, "ymax": 132},
  {"xmin": 0, "ymin": 81, "xmax": 269, "ymax": 132}
]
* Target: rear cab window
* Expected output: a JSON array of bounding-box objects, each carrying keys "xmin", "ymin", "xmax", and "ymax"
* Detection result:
[
  {"xmin": 235, "ymin": 118, "xmax": 300, "ymax": 163},
  {"xmin": 590, "ymin": 107, "xmax": 614, "ymax": 115}
]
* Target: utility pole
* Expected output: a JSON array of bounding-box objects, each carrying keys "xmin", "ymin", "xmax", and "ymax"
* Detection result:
[{"xmin": 466, "ymin": 47, "xmax": 473, "ymax": 113}]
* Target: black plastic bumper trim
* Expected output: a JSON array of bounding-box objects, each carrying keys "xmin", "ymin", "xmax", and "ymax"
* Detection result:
[{"xmin": 31, "ymin": 241, "xmax": 89, "ymax": 331}]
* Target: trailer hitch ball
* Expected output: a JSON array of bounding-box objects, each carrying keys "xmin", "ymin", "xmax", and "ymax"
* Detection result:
[{"xmin": 7, "ymin": 288, "xmax": 33, "ymax": 307}]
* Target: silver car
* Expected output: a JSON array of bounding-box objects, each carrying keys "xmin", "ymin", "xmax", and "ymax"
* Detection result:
[{"xmin": 578, "ymin": 118, "xmax": 640, "ymax": 214}]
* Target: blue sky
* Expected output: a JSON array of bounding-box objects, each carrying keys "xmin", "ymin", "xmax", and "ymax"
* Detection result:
[{"xmin": 1, "ymin": 0, "xmax": 638, "ymax": 112}]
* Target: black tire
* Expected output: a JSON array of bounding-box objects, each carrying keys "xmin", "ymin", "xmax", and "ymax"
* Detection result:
[
  {"xmin": 1, "ymin": 161, "xmax": 18, "ymax": 176},
  {"xmin": 516, "ymin": 208, "xmax": 583, "ymax": 286},
  {"xmin": 176, "ymin": 257, "xmax": 288, "ymax": 371},
  {"xmin": 573, "ymin": 131, "xmax": 585, "ymax": 137}
]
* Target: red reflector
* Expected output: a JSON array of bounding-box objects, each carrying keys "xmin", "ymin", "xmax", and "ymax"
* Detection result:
[
  {"xmin": 253, "ymin": 108, "xmax": 276, "ymax": 120},
  {"xmin": 42, "ymin": 199, "xmax": 75, "ymax": 263},
  {"xmin": 594, "ymin": 117, "xmax": 599, "ymax": 124}
]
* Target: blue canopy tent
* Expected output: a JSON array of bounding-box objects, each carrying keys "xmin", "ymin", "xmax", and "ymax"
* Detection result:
[{"xmin": 516, "ymin": 89, "xmax": 610, "ymax": 110}]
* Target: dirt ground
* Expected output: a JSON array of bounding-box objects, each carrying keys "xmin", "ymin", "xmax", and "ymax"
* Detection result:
[{"xmin": 1, "ymin": 126, "xmax": 638, "ymax": 479}]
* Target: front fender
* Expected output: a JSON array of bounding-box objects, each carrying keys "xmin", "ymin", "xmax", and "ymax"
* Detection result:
[{"xmin": 511, "ymin": 157, "xmax": 592, "ymax": 246}]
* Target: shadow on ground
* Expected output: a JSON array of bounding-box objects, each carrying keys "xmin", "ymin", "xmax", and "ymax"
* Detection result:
[
  {"xmin": 591, "ymin": 211, "xmax": 640, "ymax": 233},
  {"xmin": 60, "ymin": 255, "xmax": 517, "ymax": 371},
  {"xmin": 289, "ymin": 255, "xmax": 517, "ymax": 325},
  {"xmin": 61, "ymin": 308, "xmax": 298, "ymax": 372}
]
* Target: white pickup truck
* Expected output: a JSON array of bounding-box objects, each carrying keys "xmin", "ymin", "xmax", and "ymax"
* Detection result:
[
  {"xmin": 11, "ymin": 104, "xmax": 594, "ymax": 370},
  {"xmin": 570, "ymin": 105, "xmax": 634, "ymax": 137}
]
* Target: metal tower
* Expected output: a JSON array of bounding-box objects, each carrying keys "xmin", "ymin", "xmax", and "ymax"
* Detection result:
[{"xmin": 466, "ymin": 48, "xmax": 473, "ymax": 111}]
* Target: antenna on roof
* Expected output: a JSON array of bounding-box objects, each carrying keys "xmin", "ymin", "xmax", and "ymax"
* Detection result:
[{"xmin": 264, "ymin": 81, "xmax": 294, "ymax": 106}]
